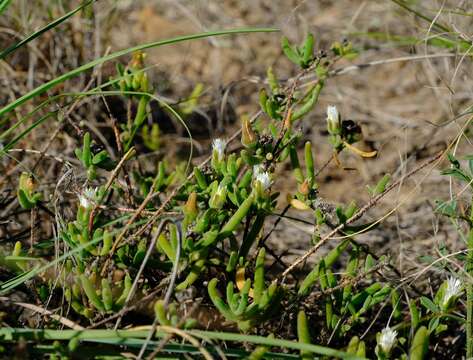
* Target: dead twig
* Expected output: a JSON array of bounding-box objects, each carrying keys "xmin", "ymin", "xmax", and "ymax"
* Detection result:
[
  {"xmin": 282, "ymin": 150, "xmax": 445, "ymax": 279},
  {"xmin": 0, "ymin": 297, "xmax": 83, "ymax": 330}
]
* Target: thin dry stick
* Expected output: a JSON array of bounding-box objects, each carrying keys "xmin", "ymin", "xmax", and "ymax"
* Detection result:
[
  {"xmin": 243, "ymin": 53, "xmax": 462, "ymax": 87},
  {"xmin": 0, "ymin": 297, "xmax": 83, "ymax": 330},
  {"xmin": 87, "ymin": 284, "xmax": 166, "ymax": 329},
  {"xmin": 96, "ymin": 205, "xmax": 177, "ymax": 216},
  {"xmin": 132, "ymin": 324, "xmax": 215, "ymax": 360},
  {"xmin": 101, "ymin": 95, "xmax": 135, "ymax": 206},
  {"xmin": 298, "ymin": 53, "xmax": 461, "ymax": 88},
  {"xmin": 307, "ymin": 261, "xmax": 388, "ymax": 302},
  {"xmin": 273, "ymin": 60, "xmax": 324, "ymax": 154},
  {"xmin": 141, "ymin": 300, "xmax": 203, "ymax": 360},
  {"xmin": 282, "ymin": 150, "xmax": 445, "ymax": 279},
  {"xmin": 7, "ymin": 148, "xmax": 71, "ymax": 164},
  {"xmin": 114, "ymin": 218, "xmax": 182, "ymax": 330},
  {"xmin": 87, "ymin": 146, "xmax": 135, "ymax": 234},
  {"xmin": 100, "ymin": 179, "xmax": 162, "ymax": 277},
  {"xmin": 159, "ymin": 326, "xmax": 214, "ymax": 360}
]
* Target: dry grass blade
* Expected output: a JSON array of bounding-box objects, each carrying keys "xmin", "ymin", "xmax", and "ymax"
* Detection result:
[{"xmin": 0, "ymin": 297, "xmax": 83, "ymax": 330}]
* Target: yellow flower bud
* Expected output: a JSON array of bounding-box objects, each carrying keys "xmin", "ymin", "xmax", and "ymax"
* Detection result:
[
  {"xmin": 184, "ymin": 192, "xmax": 198, "ymax": 220},
  {"xmin": 241, "ymin": 116, "xmax": 257, "ymax": 148}
]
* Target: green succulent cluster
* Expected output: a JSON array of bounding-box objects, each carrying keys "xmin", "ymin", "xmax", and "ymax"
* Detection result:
[
  {"xmin": 281, "ymin": 33, "xmax": 316, "ymax": 69},
  {"xmin": 208, "ymin": 249, "xmax": 281, "ymax": 331},
  {"xmin": 53, "ymin": 184, "xmax": 141, "ymax": 317},
  {"xmin": 153, "ymin": 138, "xmax": 278, "ymax": 292},
  {"xmin": 258, "ymin": 67, "xmax": 324, "ymax": 123},
  {"xmin": 64, "ymin": 270, "xmax": 133, "ymax": 317},
  {"xmin": 154, "ymin": 299, "xmax": 197, "ymax": 329},
  {"xmin": 114, "ymin": 51, "xmax": 151, "ymax": 151},
  {"xmin": 297, "ymin": 237, "xmax": 394, "ymax": 336}
]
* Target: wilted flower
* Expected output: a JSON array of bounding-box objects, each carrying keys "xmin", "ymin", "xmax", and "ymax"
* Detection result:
[
  {"xmin": 378, "ymin": 327, "xmax": 397, "ymax": 354},
  {"xmin": 326, "ymin": 105, "xmax": 341, "ymax": 135},
  {"xmin": 79, "ymin": 187, "xmax": 98, "ymax": 209},
  {"xmin": 19, "ymin": 172, "xmax": 36, "ymax": 194},
  {"xmin": 298, "ymin": 179, "xmax": 310, "ymax": 195},
  {"xmin": 442, "ymin": 277, "xmax": 462, "ymax": 308},
  {"xmin": 212, "ymin": 138, "xmax": 226, "ymax": 161}
]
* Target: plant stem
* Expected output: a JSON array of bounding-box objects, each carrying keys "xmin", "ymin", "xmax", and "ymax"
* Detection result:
[{"xmin": 467, "ymin": 197, "xmax": 473, "ymax": 358}]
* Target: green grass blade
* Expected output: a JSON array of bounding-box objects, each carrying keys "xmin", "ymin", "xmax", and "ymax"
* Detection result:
[
  {"xmin": 0, "ymin": 0, "xmax": 96, "ymax": 60},
  {"xmin": 190, "ymin": 330, "xmax": 365, "ymax": 359},
  {"xmin": 0, "ymin": 328, "xmax": 365, "ymax": 359},
  {"xmin": 0, "ymin": 111, "xmax": 55, "ymax": 154},
  {"xmin": 0, "ymin": 27, "xmax": 278, "ymax": 121},
  {"xmin": 0, "ymin": 67, "xmax": 135, "ymax": 143},
  {"xmin": 0, "ymin": 89, "xmax": 193, "ymax": 163},
  {"xmin": 91, "ymin": 340, "xmax": 299, "ymax": 359},
  {"xmin": 350, "ymin": 31, "xmax": 464, "ymax": 50},
  {"xmin": 390, "ymin": 0, "xmax": 472, "ymax": 51},
  {"xmin": 390, "ymin": 0, "xmax": 451, "ymax": 34},
  {"xmin": 0, "ymin": 0, "xmax": 11, "ymax": 15}
]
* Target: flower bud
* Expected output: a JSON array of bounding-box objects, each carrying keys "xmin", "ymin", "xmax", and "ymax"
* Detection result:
[
  {"xmin": 441, "ymin": 277, "xmax": 462, "ymax": 310},
  {"xmin": 212, "ymin": 138, "xmax": 226, "ymax": 161},
  {"xmin": 130, "ymin": 51, "xmax": 146, "ymax": 70},
  {"xmin": 377, "ymin": 327, "xmax": 397, "ymax": 356},
  {"xmin": 253, "ymin": 166, "xmax": 272, "ymax": 201},
  {"xmin": 140, "ymin": 72, "xmax": 149, "ymax": 92},
  {"xmin": 254, "ymin": 171, "xmax": 271, "ymax": 192},
  {"xmin": 183, "ymin": 192, "xmax": 198, "ymax": 221},
  {"xmin": 241, "ymin": 116, "xmax": 257, "ymax": 148},
  {"xmin": 211, "ymin": 138, "xmax": 226, "ymax": 171},
  {"xmin": 299, "ymin": 179, "xmax": 310, "ymax": 195},
  {"xmin": 209, "ymin": 184, "xmax": 227, "ymax": 209},
  {"xmin": 19, "ymin": 172, "xmax": 36, "ymax": 195},
  {"xmin": 326, "ymin": 105, "xmax": 341, "ymax": 135}
]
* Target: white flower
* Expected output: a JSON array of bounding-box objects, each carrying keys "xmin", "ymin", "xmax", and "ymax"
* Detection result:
[
  {"xmin": 253, "ymin": 165, "xmax": 264, "ymax": 178},
  {"xmin": 379, "ymin": 327, "xmax": 397, "ymax": 354},
  {"xmin": 442, "ymin": 277, "xmax": 462, "ymax": 307},
  {"xmin": 326, "ymin": 105, "xmax": 341, "ymax": 135},
  {"xmin": 255, "ymin": 171, "xmax": 271, "ymax": 191},
  {"xmin": 253, "ymin": 165, "xmax": 272, "ymax": 191},
  {"xmin": 327, "ymin": 105, "xmax": 339, "ymax": 121},
  {"xmin": 79, "ymin": 187, "xmax": 98, "ymax": 209},
  {"xmin": 212, "ymin": 138, "xmax": 226, "ymax": 161}
]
